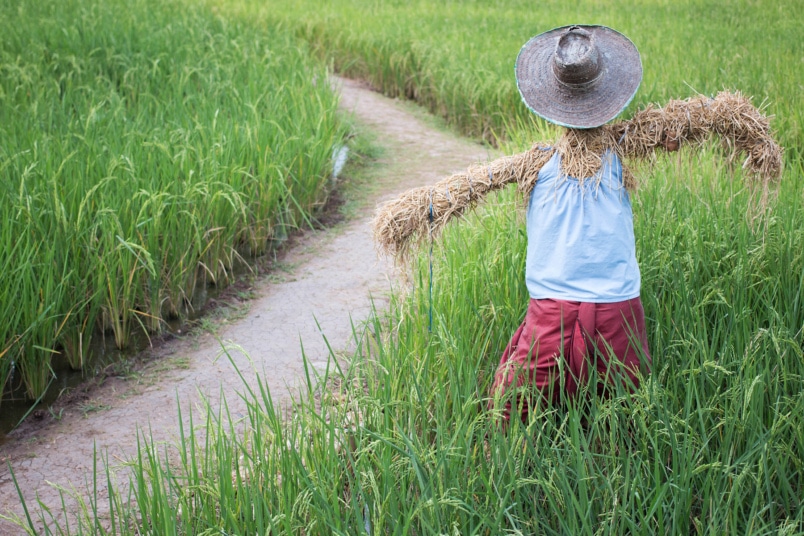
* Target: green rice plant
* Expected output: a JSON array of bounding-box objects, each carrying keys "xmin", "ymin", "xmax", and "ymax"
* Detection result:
[
  {"xmin": 94, "ymin": 210, "xmax": 156, "ymax": 350},
  {"xmin": 0, "ymin": 232, "xmax": 38, "ymax": 405},
  {"xmin": 16, "ymin": 246, "xmax": 73, "ymax": 401},
  {"xmin": 0, "ymin": 0, "xmax": 347, "ymax": 397},
  {"xmin": 5, "ymin": 164, "xmax": 75, "ymax": 398}
]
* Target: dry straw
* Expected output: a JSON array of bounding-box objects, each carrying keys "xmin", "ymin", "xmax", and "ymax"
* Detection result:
[
  {"xmin": 373, "ymin": 91, "xmax": 783, "ymax": 257},
  {"xmin": 611, "ymin": 90, "xmax": 783, "ymax": 180}
]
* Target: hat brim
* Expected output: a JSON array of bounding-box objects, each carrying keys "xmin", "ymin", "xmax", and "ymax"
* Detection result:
[{"xmin": 515, "ymin": 25, "xmax": 642, "ymax": 129}]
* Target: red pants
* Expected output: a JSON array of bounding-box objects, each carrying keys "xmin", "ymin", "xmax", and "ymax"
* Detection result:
[{"xmin": 490, "ymin": 297, "xmax": 651, "ymax": 422}]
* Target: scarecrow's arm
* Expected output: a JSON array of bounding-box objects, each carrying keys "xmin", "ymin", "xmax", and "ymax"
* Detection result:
[
  {"xmin": 609, "ymin": 91, "xmax": 783, "ymax": 184},
  {"xmin": 372, "ymin": 143, "xmax": 554, "ymax": 258}
]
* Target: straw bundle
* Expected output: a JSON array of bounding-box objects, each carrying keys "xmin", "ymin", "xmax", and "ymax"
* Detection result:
[
  {"xmin": 610, "ymin": 90, "xmax": 783, "ymax": 182},
  {"xmin": 553, "ymin": 127, "xmax": 638, "ymax": 191},
  {"xmin": 373, "ymin": 143, "xmax": 553, "ymax": 257},
  {"xmin": 373, "ymin": 90, "xmax": 783, "ymax": 257}
]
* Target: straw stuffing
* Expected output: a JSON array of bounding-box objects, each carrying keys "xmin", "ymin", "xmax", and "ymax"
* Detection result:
[{"xmin": 373, "ymin": 91, "xmax": 783, "ymax": 257}]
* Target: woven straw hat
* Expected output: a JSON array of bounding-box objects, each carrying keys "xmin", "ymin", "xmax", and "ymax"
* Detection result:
[{"xmin": 515, "ymin": 25, "xmax": 642, "ymax": 129}]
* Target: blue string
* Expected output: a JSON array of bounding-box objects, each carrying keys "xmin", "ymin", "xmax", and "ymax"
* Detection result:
[{"xmin": 428, "ymin": 190, "xmax": 434, "ymax": 333}]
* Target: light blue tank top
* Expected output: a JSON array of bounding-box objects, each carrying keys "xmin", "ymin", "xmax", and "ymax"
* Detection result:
[{"xmin": 525, "ymin": 150, "xmax": 640, "ymax": 302}]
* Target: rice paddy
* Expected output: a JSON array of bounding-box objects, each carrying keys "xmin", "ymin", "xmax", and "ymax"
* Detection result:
[
  {"xmin": 259, "ymin": 0, "xmax": 803, "ymax": 160},
  {"xmin": 0, "ymin": 0, "xmax": 346, "ymax": 403},
  {"xmin": 5, "ymin": 0, "xmax": 804, "ymax": 534}
]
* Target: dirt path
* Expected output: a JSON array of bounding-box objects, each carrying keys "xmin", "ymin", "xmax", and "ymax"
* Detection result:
[{"xmin": 0, "ymin": 77, "xmax": 495, "ymax": 534}]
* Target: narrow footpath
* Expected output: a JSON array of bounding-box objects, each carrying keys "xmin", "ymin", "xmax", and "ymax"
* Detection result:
[{"xmin": 0, "ymin": 77, "xmax": 495, "ymax": 534}]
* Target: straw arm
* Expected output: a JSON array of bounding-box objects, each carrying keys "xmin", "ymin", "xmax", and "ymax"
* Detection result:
[
  {"xmin": 372, "ymin": 143, "xmax": 554, "ymax": 257},
  {"xmin": 609, "ymin": 91, "xmax": 783, "ymax": 183}
]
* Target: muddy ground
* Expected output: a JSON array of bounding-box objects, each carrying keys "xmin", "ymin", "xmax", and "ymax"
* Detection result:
[{"xmin": 0, "ymin": 77, "xmax": 495, "ymax": 533}]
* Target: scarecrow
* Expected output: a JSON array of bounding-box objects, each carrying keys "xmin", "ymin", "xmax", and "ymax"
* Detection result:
[{"xmin": 372, "ymin": 25, "xmax": 783, "ymax": 422}]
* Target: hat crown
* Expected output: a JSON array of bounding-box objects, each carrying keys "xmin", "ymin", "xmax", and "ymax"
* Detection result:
[
  {"xmin": 515, "ymin": 24, "xmax": 642, "ymax": 128},
  {"xmin": 552, "ymin": 27, "xmax": 601, "ymax": 89}
]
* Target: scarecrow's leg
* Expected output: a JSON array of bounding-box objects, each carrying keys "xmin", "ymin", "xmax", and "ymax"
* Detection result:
[
  {"xmin": 489, "ymin": 298, "xmax": 579, "ymax": 423},
  {"xmin": 584, "ymin": 297, "xmax": 651, "ymax": 399}
]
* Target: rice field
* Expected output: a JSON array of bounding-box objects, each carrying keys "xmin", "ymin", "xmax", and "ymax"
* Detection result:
[
  {"xmin": 253, "ymin": 0, "xmax": 803, "ymax": 161},
  {"xmin": 0, "ymin": 0, "xmax": 346, "ymax": 403},
  {"xmin": 7, "ymin": 0, "xmax": 804, "ymax": 534}
]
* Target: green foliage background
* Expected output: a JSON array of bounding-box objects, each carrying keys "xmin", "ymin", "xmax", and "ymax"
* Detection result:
[
  {"xmin": 7, "ymin": 0, "xmax": 804, "ymax": 534},
  {"xmin": 0, "ymin": 0, "xmax": 346, "ymax": 401},
  {"xmin": 244, "ymin": 0, "xmax": 803, "ymax": 161}
]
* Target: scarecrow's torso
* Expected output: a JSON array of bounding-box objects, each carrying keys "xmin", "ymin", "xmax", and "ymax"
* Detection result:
[{"xmin": 525, "ymin": 150, "xmax": 641, "ymax": 302}]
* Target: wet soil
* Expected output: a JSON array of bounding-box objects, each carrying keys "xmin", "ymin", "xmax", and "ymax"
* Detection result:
[{"xmin": 0, "ymin": 77, "xmax": 495, "ymax": 533}]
